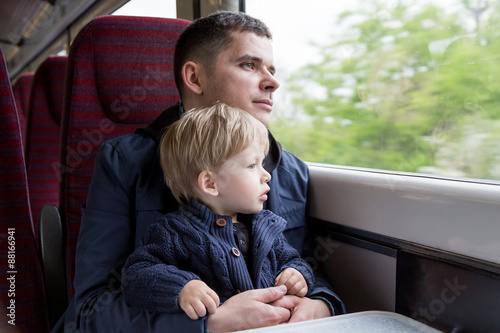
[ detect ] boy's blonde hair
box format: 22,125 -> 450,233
160,102 -> 270,203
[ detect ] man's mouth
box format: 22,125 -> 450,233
254,99 -> 273,111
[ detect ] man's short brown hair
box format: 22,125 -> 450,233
174,11 -> 272,98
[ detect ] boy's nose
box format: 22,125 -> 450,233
263,170 -> 271,183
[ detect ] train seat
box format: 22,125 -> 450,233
55,14 -> 190,305
25,56 -> 68,246
0,47 -> 49,332
12,72 -> 34,149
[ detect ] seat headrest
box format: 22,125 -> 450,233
34,55 -> 67,126
70,15 -> 190,124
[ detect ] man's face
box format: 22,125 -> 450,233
203,31 -> 280,128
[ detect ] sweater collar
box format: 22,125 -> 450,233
180,199 -> 234,230
180,199 -> 272,230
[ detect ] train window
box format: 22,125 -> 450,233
248,0 -> 500,182
112,0 -> 176,17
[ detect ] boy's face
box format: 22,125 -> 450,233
213,140 -> 271,217
202,31 -> 279,128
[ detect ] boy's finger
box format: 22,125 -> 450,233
185,305 -> 200,320
297,285 -> 308,297
203,293 -> 219,314
289,281 -> 308,296
284,272 -> 300,289
274,271 -> 283,285
275,268 -> 294,286
193,300 -> 207,318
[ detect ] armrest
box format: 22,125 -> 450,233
39,204 -> 67,328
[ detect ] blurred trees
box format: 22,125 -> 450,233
271,0 -> 500,179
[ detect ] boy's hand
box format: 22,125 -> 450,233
274,268 -> 308,297
178,280 -> 220,320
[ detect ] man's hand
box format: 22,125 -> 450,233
178,280 -> 220,320
207,285 -> 290,333
275,268 -> 308,297
271,295 -> 332,323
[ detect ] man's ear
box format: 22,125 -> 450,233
197,170 -> 218,196
182,61 -> 204,95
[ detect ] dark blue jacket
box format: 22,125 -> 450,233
53,103 -> 345,333
122,200 -> 315,312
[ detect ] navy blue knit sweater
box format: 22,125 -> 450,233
121,199 -> 315,313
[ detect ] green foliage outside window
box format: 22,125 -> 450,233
271,0 -> 500,180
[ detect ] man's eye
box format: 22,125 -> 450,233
242,62 -> 254,69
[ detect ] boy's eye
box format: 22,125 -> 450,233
248,164 -> 256,169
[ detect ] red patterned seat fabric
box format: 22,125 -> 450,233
0,47 -> 49,332
60,15 -> 189,299
25,56 -> 68,243
12,72 -> 34,149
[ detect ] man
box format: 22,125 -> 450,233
54,11 -> 344,333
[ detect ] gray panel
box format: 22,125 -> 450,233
318,236 -> 397,313
308,163 -> 500,265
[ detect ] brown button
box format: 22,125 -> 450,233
216,218 -> 227,227
231,247 -> 241,257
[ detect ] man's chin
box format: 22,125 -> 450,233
255,114 -> 271,128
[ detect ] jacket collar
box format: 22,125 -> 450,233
136,102 -> 282,173
264,131 -> 282,174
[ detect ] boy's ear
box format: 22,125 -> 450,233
197,170 -> 218,196
182,61 -> 204,95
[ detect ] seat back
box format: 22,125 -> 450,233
60,15 -> 189,299
25,56 -> 67,243
12,72 -> 34,148
0,47 -> 49,332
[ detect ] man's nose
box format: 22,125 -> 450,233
261,68 -> 279,92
